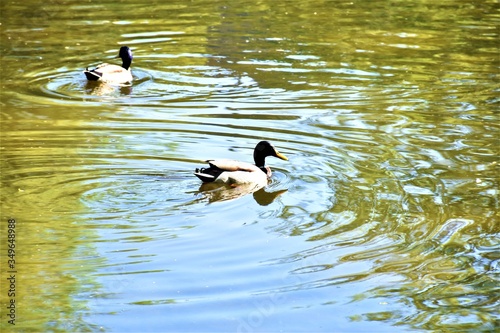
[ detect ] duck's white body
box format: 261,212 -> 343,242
194,141 -> 288,187
197,159 -> 269,187
84,63 -> 133,84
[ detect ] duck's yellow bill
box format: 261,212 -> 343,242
276,152 -> 288,161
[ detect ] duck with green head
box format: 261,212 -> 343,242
84,46 -> 133,84
194,141 -> 288,187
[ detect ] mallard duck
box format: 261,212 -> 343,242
194,141 -> 288,186
83,46 -> 133,84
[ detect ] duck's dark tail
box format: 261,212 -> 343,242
194,172 -> 215,183
194,167 -> 218,183
84,68 -> 102,81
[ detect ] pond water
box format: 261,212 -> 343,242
0,0 -> 499,332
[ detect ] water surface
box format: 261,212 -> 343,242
0,0 -> 499,332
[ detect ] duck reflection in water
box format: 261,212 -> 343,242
84,81 -> 132,96
197,182 -> 287,205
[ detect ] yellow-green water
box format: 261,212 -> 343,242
1,0 -> 499,332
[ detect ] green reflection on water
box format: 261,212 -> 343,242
0,179 -> 103,331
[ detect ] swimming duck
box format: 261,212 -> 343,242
84,46 -> 133,84
194,141 -> 288,186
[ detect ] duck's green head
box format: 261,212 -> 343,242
118,46 -> 133,61
116,46 -> 133,70
254,141 -> 288,167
